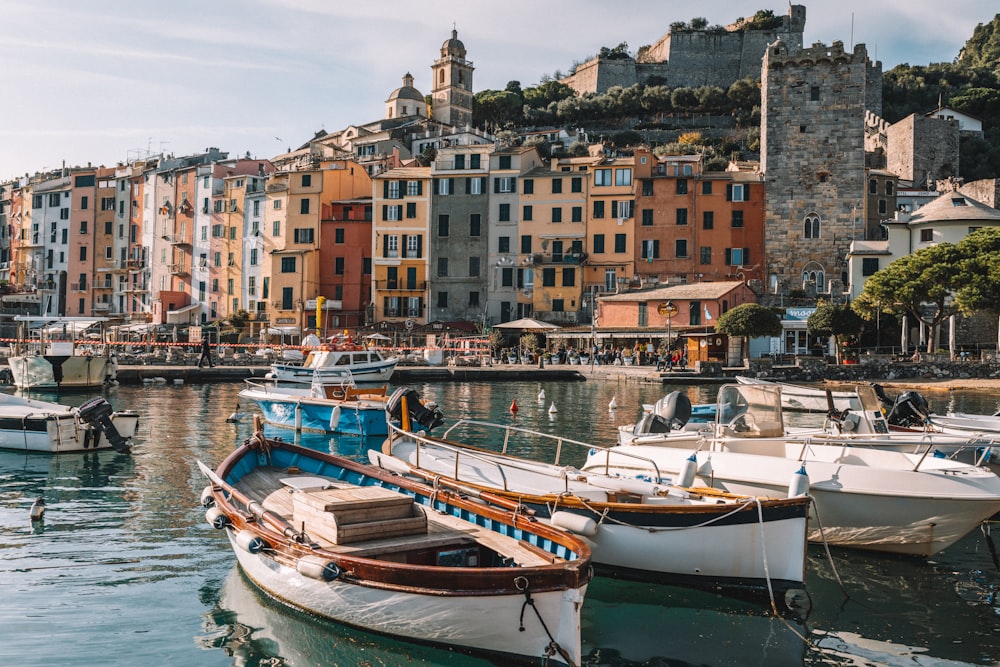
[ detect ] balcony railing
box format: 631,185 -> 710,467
374,280 -> 427,291
532,252 -> 588,265
167,264 -> 189,276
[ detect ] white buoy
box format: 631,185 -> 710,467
29,497 -> 45,521
608,396 -> 618,410
537,389 -> 545,401
677,453 -> 698,487
548,402 -> 558,414
789,464 -> 810,497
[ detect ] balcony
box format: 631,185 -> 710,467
532,252 -> 588,265
162,234 -> 191,246
93,302 -> 111,312
167,263 -> 189,276
70,282 -> 89,292
126,259 -> 145,272
374,280 -> 427,291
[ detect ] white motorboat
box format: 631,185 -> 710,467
369,413 -> 811,602
266,336 -> 398,385
597,383 -> 1000,556
0,393 -> 138,453
6,317 -> 118,390
199,417 -> 591,666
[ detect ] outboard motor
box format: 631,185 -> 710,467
387,387 -> 445,432
633,413 -> 673,435
653,391 -> 693,430
870,383 -> 895,410
77,397 -> 132,453
886,390 -> 932,427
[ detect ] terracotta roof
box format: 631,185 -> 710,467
598,281 -> 745,302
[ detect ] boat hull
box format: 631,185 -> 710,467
7,354 -> 113,390
268,358 -> 398,384
0,410 -> 138,453
240,388 -> 387,436
586,443 -> 1000,556
230,529 -> 585,664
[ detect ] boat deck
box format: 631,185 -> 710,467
236,466 -> 557,565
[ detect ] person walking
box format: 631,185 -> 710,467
197,336 -> 215,368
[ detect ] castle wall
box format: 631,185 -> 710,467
761,41 -> 874,300
886,114 -> 959,186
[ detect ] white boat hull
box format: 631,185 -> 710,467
0,393 -> 138,453
7,354 -> 113,389
230,529 -> 584,665
586,443 -> 1000,556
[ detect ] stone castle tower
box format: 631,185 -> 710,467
761,40 -> 882,301
431,29 -> 474,127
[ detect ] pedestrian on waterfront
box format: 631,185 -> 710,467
197,336 -> 215,368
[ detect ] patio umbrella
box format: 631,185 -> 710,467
364,333 -> 393,341
492,318 -> 561,331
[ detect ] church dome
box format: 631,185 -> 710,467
386,73 -> 424,102
440,29 -> 466,58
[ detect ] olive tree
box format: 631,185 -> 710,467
807,302 -> 865,363
714,303 -> 782,362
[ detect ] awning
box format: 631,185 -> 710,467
266,326 -> 301,336
166,303 -> 200,323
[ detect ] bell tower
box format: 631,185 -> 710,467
431,28 -> 474,127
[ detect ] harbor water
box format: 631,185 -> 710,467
2,379 -> 1000,666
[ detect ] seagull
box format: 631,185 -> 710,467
609,396 -> 618,410
29,497 -> 45,521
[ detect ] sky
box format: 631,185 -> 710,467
1,0 -> 996,180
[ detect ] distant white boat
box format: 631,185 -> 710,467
267,336 -> 397,385
6,317 -> 118,390
735,376 -> 859,412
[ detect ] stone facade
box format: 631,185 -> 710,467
885,114 -> 960,187
761,40 -> 881,302
958,179 -> 1000,208
562,5 -> 805,95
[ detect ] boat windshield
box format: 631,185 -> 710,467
716,384 -> 784,437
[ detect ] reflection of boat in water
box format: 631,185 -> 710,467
6,317 -> 118,390
210,566 -> 487,666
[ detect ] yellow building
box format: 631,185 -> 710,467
584,155 -> 636,299
372,167 -> 432,325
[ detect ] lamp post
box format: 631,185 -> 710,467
658,301 -> 677,365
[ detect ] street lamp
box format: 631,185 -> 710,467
658,300 -> 678,363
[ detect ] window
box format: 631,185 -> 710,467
522,205 -> 533,221
552,207 -> 562,223
437,178 -> 451,195
727,184 -> 749,202
521,235 -> 532,253
641,239 -> 659,260
253,200 -> 260,216
80,195 -> 89,210
551,178 -> 562,194
572,207 -> 582,223
470,154 -> 481,169
615,169 -> 632,186
551,240 -> 563,262
869,179 -> 878,194
335,257 -> 345,275
272,220 -> 280,236
468,257 -> 480,277
676,208 -> 688,225
335,228 -> 345,243
299,198 -> 310,214
437,291 -> 448,308
638,209 -> 653,226
79,246 -> 87,261
593,234 -> 605,254
614,234 -> 626,253
454,154 -> 465,169
731,210 -> 744,228
385,205 -> 402,221
542,268 -> 556,286
273,199 -> 282,210
700,246 -> 712,264
469,214 -> 481,237
616,200 -> 633,219
302,174 -> 312,187
406,181 -> 421,196
214,252 -> 221,267
406,235 -> 420,258
499,203 -> 510,222
386,235 -> 399,258
498,236 -> 510,253
676,179 -> 688,195
571,177 -> 582,193
498,155 -> 512,170
886,181 -> 894,195
593,200 -> 605,218
523,179 -> 534,195
878,199 -> 887,215
469,291 -> 480,307
406,202 -> 416,218
594,169 -> 612,186
703,211 -> 714,229
293,228 -> 314,243
804,214 -> 820,239
388,181 -> 401,199
862,258 -> 879,276
438,215 -> 449,237
501,268 -> 514,287
250,249 -> 258,265
702,181 -> 713,195
248,277 -> 256,296
79,220 -> 88,234
810,85 -> 820,101
469,177 -> 483,195
675,239 -> 688,258
920,228 -> 933,242
552,299 -> 564,312
641,180 -> 653,196
280,256 -> 297,272
725,248 -> 749,265
362,257 -> 371,275
496,177 -> 515,193
689,301 -> 701,326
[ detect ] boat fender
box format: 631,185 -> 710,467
789,465 -> 810,497
677,453 -> 698,488
205,506 -> 230,529
235,531 -> 269,554
200,485 -> 216,508
297,555 -> 341,581
550,511 -> 599,537
330,405 -> 341,431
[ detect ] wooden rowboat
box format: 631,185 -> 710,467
198,419 -> 592,666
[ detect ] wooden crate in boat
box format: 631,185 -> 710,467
291,485 -> 427,545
